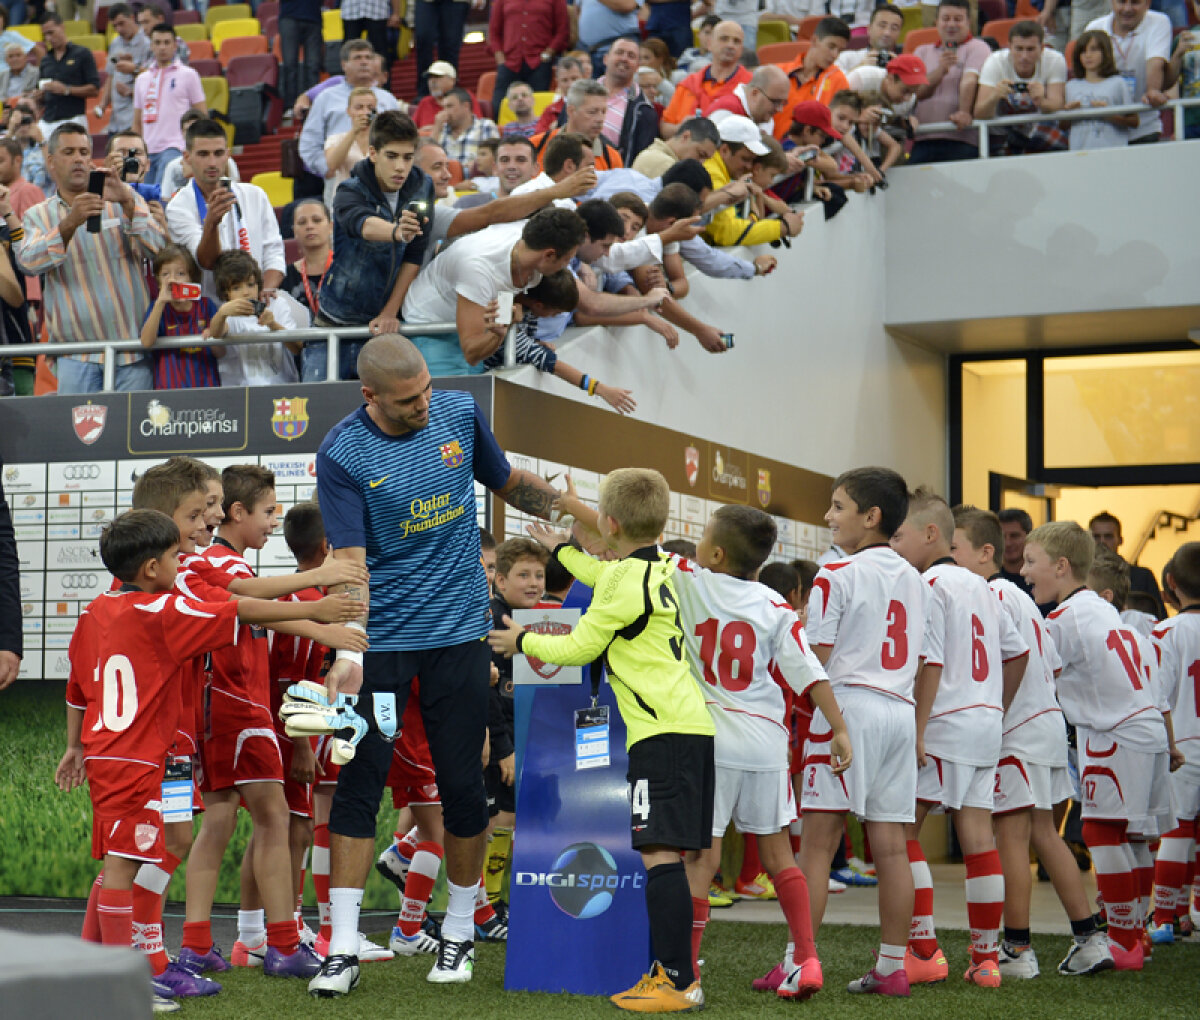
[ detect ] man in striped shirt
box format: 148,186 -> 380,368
308,334 -> 561,995
18,123 -> 166,394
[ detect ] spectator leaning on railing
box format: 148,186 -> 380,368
836,5 -> 905,74
974,20 -> 1067,155
1087,0 -> 1172,144
909,0 -> 990,163
18,123 -> 166,394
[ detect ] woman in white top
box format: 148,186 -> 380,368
1064,30 -> 1138,150
323,87 -> 376,209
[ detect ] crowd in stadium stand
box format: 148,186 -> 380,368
0,0 -> 1196,397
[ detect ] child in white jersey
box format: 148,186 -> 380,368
951,506 -> 1111,978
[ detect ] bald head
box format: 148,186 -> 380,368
711,21 -> 745,66
750,64 -> 787,92
745,64 -> 789,121
357,334 -> 427,394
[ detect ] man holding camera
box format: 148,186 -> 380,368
837,4 -> 906,74
133,23 -> 208,187
304,110 -> 434,381
166,119 -> 285,299
974,20 -> 1066,154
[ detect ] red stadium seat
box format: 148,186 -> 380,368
902,27 -> 940,53
226,53 -> 278,88
189,58 -> 222,77
796,15 -> 824,40
757,41 -> 807,66
175,10 -> 202,24
219,35 -> 269,68
982,18 -> 1019,46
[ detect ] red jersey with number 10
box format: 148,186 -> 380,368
67,589 -> 240,767
806,545 -> 925,704
1047,588 -> 1167,753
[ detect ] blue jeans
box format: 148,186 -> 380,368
56,357 -> 152,394
147,148 -> 180,188
279,16 -> 323,111
415,0 -> 469,96
300,339 -> 366,381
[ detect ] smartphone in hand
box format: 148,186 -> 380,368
86,169 -> 105,233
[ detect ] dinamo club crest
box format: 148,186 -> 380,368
757,469 -> 771,508
72,402 -> 107,445
271,397 -> 309,441
526,620 -> 573,679
684,446 -> 699,487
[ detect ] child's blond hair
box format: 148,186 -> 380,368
1027,521 -> 1093,580
1087,545 -> 1129,609
599,468 -> 669,543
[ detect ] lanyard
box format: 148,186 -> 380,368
193,179 -> 250,253
298,251 -> 332,315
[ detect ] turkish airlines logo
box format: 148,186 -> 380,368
72,403 -> 108,445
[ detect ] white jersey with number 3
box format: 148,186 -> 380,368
1153,613 -> 1200,760
806,545 -> 925,703
668,554 -> 826,771
922,562 -> 1028,767
990,577 -> 1067,767
1046,589 -> 1167,753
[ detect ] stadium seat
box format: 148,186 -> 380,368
219,34 -> 269,65
497,89 -> 555,126
11,24 -> 41,43
175,23 -> 209,42
1014,0 -> 1040,16
898,5 -> 924,41
755,20 -> 791,47
261,14 -> 278,42
90,131 -> 108,155
902,27 -> 940,52
77,33 -> 107,52
283,236 -> 301,265
202,75 -> 231,115
251,170 -> 293,207
227,53 -> 278,87
95,7 -> 110,34
189,58 -> 222,77
1064,38 -> 1077,74
212,19 -> 262,51
447,159 -> 463,185
322,9 -> 343,40
796,15 -> 825,40
92,50 -> 107,70
175,10 -> 202,25
982,17 -> 1019,45
476,70 -> 495,117
757,41 -> 807,65
188,40 -> 216,61
228,83 -> 266,143
62,20 -> 90,39
256,1 -> 280,23
978,0 -> 1007,26
86,96 -> 111,133
205,3 -> 253,31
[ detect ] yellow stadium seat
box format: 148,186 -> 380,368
202,75 -> 230,115
211,18 -> 262,52
497,90 -> 556,126
11,24 -> 42,43
205,3 -> 252,31
756,20 -> 791,47
322,9 -> 343,41
175,23 -> 209,42
898,5 -> 925,42
76,33 -> 107,52
251,171 -> 294,208
62,20 -> 91,39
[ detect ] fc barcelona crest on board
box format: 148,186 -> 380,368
271,398 -> 309,441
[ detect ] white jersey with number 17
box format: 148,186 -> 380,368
806,545 -> 925,704
668,554 -> 826,771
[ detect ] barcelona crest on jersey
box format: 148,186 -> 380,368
440,440 -> 464,468
271,398 -> 309,441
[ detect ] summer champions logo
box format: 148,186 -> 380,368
128,391 -> 247,454
141,399 -> 238,439
515,842 -> 643,919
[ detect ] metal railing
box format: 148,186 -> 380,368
911,95 -> 1199,159
0,321 -> 521,392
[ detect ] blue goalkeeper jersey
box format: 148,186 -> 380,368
316,390 -> 511,650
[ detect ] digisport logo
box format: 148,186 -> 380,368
63,465 -> 102,481
515,842 -> 641,919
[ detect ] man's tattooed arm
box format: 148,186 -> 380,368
496,469 -> 559,520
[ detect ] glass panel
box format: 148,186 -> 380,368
1044,351 -> 1200,468
961,360 -> 1026,507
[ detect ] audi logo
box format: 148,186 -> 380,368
62,465 -> 102,481
59,573 -> 99,589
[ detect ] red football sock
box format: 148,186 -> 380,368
907,840 -> 938,955
97,888 -> 133,949
774,866 -> 816,964
397,826 -> 420,862
1130,840 -> 1153,933
474,872 -> 497,924
963,849 -> 1004,964
1152,826 -> 1191,927
266,919 -> 299,955
182,920 -> 213,954
1083,819 -> 1139,951
82,871 -> 104,943
739,835 -> 763,884
398,842 -> 443,938
311,823 -> 331,942
690,896 -> 709,983
132,852 -> 180,974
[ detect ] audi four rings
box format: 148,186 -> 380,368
61,465 -> 103,481
57,574 -> 99,589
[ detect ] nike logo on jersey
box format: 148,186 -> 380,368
369,475 -> 389,488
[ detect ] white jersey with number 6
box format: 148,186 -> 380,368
990,577 -> 1067,767
667,554 -> 826,771
922,562 -> 1028,768
1046,589 -> 1167,754
806,544 -> 925,703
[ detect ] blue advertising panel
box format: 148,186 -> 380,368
505,584 -> 651,996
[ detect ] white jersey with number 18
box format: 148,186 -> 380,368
668,554 -> 827,771
806,545 -> 925,704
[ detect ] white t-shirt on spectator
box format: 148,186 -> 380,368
166,182 -> 287,301
1086,10 -> 1172,140
216,295 -> 299,387
510,172 -> 576,209
978,46 -> 1068,89
847,64 -> 917,117
1065,75 -> 1134,149
401,221 -> 541,325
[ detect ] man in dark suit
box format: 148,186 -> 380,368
0,455 -> 21,688
1089,510 -> 1167,619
